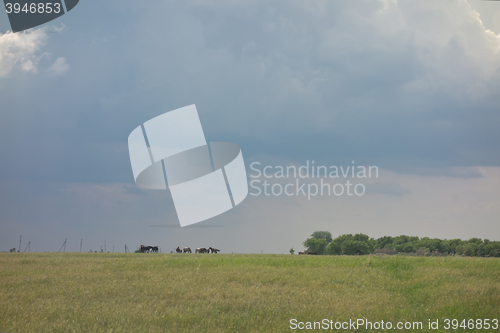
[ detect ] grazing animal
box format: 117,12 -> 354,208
308,251 -> 318,255
356,249 -> 364,255
140,245 -> 152,253
183,247 -> 191,253
210,248 -> 220,253
298,251 -> 308,255
195,248 -> 204,253
151,246 -> 159,253
9,248 -> 16,252
175,247 -> 182,253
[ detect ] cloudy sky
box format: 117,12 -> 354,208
1,0 -> 499,253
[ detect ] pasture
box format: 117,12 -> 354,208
1,253 -> 499,332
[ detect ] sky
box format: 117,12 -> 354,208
1,0 -> 500,253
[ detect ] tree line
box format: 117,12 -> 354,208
302,231 -> 500,257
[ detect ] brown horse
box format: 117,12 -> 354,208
175,247 -> 182,253
183,247 -> 191,253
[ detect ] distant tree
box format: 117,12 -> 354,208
303,238 -> 327,255
401,243 -> 416,253
476,243 -> 488,257
356,233 -> 376,253
306,232 -> 500,257
376,236 -> 394,250
468,238 -> 483,244
341,234 -> 375,255
391,236 -> 419,252
341,240 -> 364,255
429,238 -> 445,252
485,241 -> 500,257
352,233 -> 372,243
325,233 -> 375,255
311,231 -> 333,244
443,239 -> 463,254
326,241 -> 341,255
456,243 -> 476,256
289,247 -> 295,255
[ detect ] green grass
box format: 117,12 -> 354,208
1,253 -> 499,332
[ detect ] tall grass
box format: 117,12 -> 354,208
1,253 -> 499,332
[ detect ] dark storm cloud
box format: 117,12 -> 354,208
2,0 -> 499,186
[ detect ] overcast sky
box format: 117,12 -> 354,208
1,0 -> 500,253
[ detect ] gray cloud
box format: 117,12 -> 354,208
2,0 -> 500,183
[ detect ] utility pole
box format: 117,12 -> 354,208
125,244 -> 129,253
58,238 -> 67,252
80,238 -> 82,253
18,235 -> 22,253
24,241 -> 30,252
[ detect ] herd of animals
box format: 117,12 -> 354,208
175,246 -> 220,253
139,245 -> 159,253
138,245 -> 221,254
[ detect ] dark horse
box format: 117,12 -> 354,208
140,245 -> 152,253
175,247 -> 182,253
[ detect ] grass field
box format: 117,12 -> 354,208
1,253 -> 499,332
